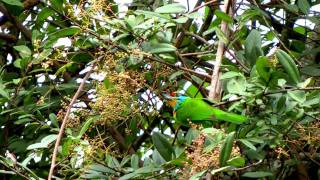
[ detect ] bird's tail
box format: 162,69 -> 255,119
213,109 -> 247,124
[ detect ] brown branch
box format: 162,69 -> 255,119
175,0 -> 202,48
180,50 -> 213,57
146,55 -> 212,81
208,0 -> 234,100
0,4 -> 32,41
184,31 -> 211,45
0,33 -> 16,42
225,49 -> 250,73
233,160 -> 263,171
189,0 -> 220,13
108,126 -> 136,155
0,0 -> 40,25
48,60 -> 98,180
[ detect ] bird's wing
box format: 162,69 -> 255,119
177,98 -> 247,124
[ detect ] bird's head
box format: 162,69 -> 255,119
163,92 -> 189,110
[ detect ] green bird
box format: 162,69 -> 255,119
166,95 -> 247,126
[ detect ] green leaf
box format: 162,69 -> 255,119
142,42 -> 176,54
219,132 -> 235,167
14,45 -> 32,58
169,71 -> 184,81
37,7 -> 55,23
51,0 -> 64,13
242,171 -> 273,178
245,30 -> 263,67
134,10 -> 171,20
226,79 -> 246,94
1,0 -> 23,7
33,49 -> 53,63
276,49 -> 300,85
69,52 -> 93,63
301,66 -> 320,76
297,0 -> 310,14
155,3 -> 186,14
131,154 -> 139,170
189,170 -> 206,180
239,139 -> 256,151
49,113 -> 59,128
215,10 -> 233,23
215,27 -> 228,43
152,132 -> 174,161
185,128 -> 200,145
227,156 -> 245,167
288,90 -> 306,103
77,116 -> 99,138
44,27 -> 81,47
220,71 -> 242,79
89,164 -> 115,174
0,81 -> 9,99
27,134 -> 57,150
256,56 -> 271,81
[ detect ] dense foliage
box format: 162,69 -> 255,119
0,0 -> 319,179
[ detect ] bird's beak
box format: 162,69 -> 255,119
162,93 -> 174,99
162,93 -> 177,108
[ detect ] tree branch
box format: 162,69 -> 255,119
175,0 -> 202,48
48,59 -> 98,180
208,0 -> 234,100
0,4 -> 32,41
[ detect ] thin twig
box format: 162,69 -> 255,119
189,0 -> 220,13
225,49 -> 250,73
180,50 -> 213,57
184,31 -> 211,45
233,160 -> 263,171
48,59 -> 99,180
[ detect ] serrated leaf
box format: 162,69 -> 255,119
155,3 -> 186,14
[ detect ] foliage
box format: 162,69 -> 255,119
0,0 -> 320,179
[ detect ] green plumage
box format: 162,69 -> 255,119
173,96 -> 247,126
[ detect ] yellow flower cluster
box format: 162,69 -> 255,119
92,53 -> 144,125
180,132 -> 240,178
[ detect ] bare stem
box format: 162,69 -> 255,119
208,0 -> 233,100
48,59 -> 98,180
